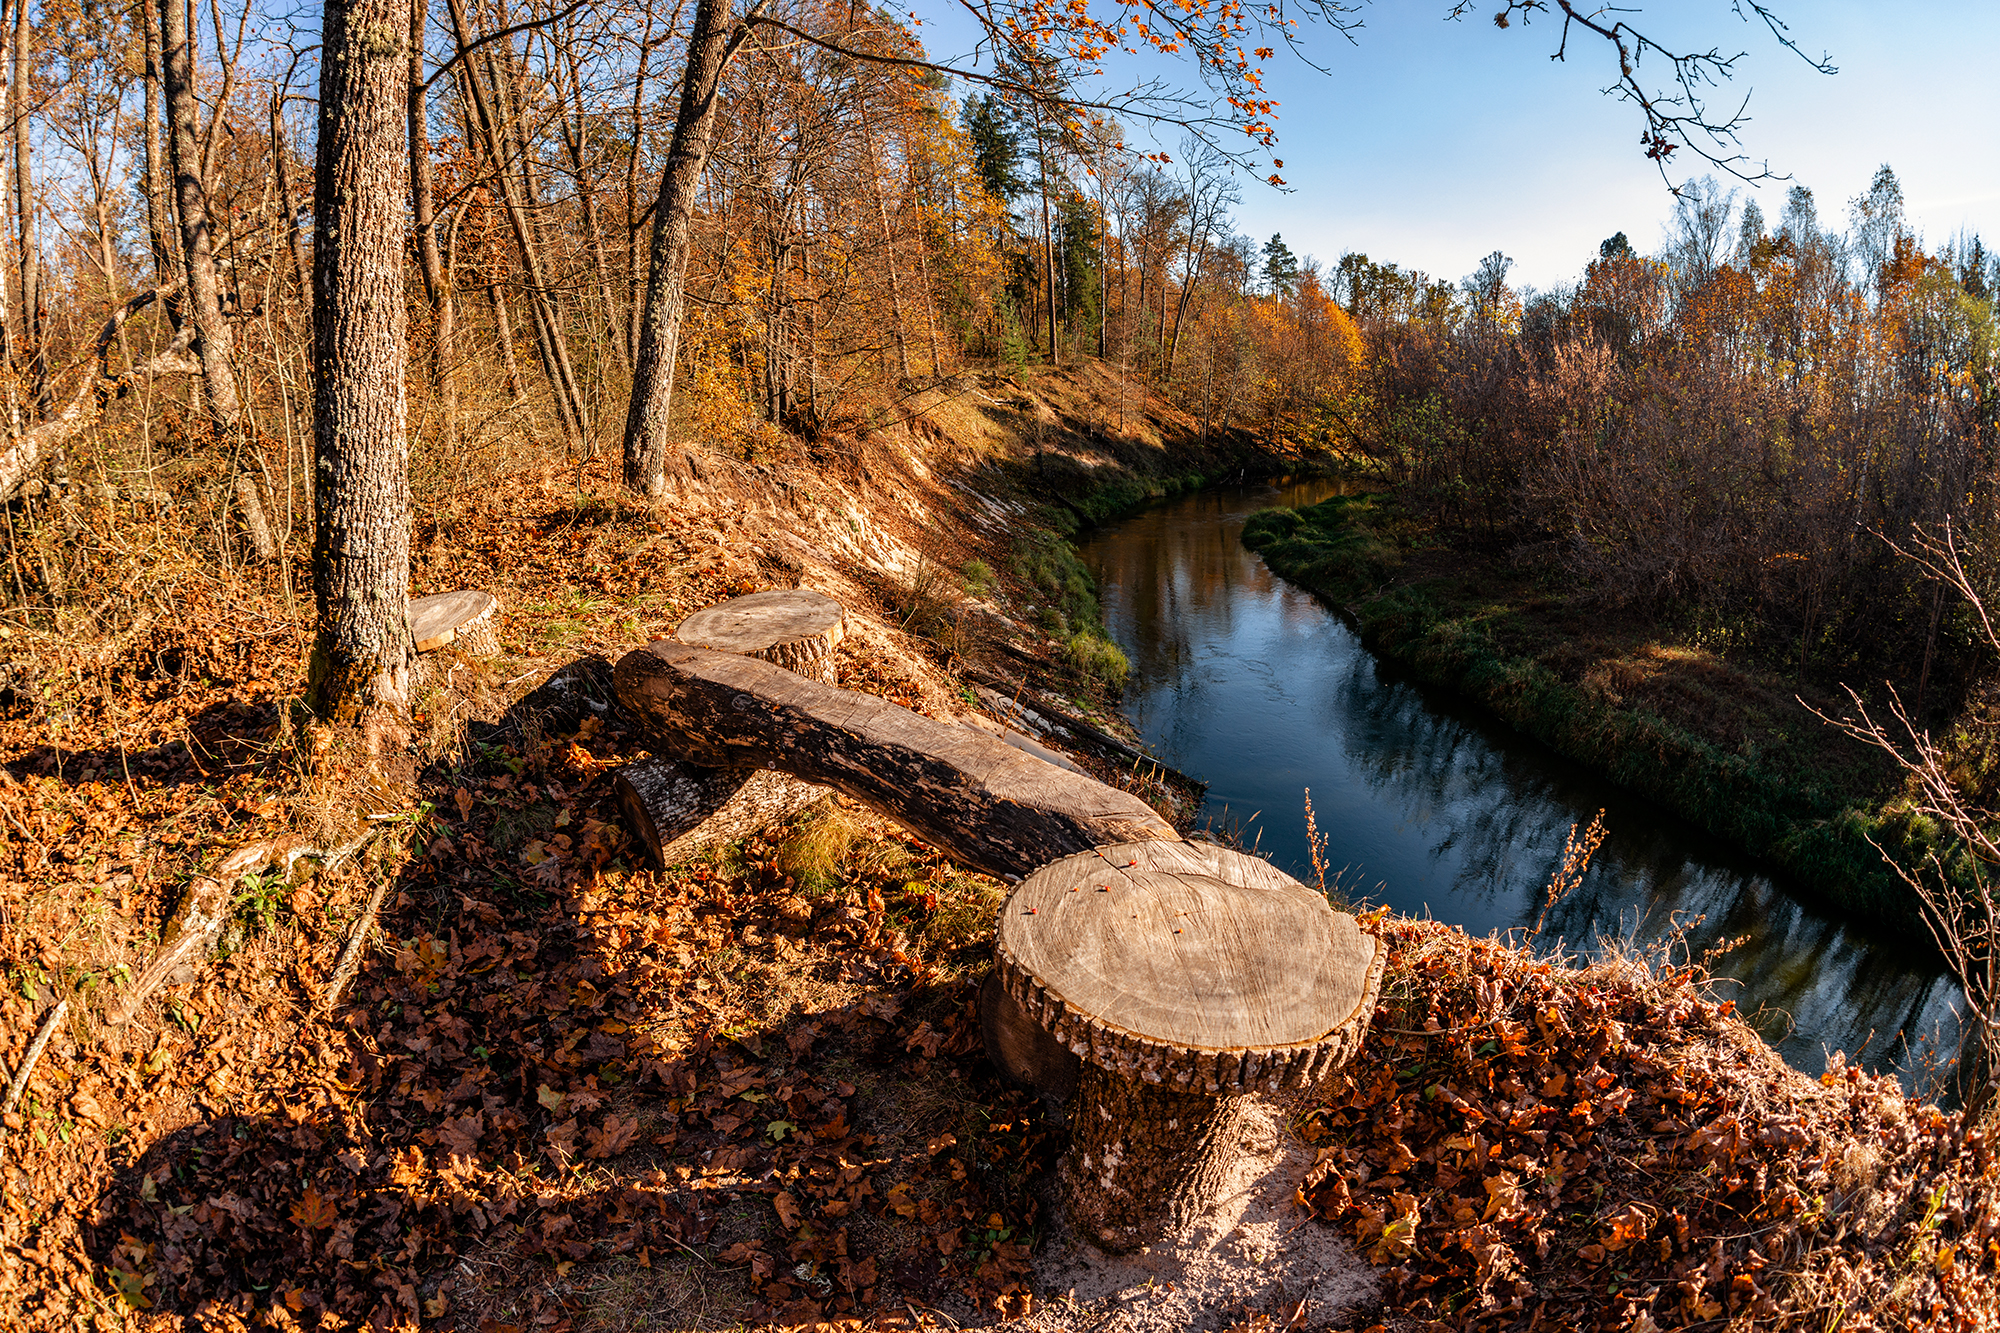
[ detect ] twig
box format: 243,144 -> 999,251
321,880 -> 390,1012
4,1000 -> 69,1117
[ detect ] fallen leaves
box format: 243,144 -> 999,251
1295,918 -> 1998,1328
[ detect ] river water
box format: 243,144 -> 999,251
1084,478 -> 1963,1083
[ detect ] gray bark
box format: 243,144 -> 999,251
307,0 -> 415,743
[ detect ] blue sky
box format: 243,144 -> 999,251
927,1 -> 2000,292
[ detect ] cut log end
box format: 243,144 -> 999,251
674,588 -> 844,682
993,839 -> 1385,1253
614,756 -> 827,869
411,590 -> 500,655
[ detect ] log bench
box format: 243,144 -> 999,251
614,592 -> 1384,1254
614,589 -> 843,868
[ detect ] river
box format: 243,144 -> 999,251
1084,478 -> 1963,1084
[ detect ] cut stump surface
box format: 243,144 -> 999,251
994,840 -> 1385,1252
410,590 -> 499,655
674,588 -> 844,680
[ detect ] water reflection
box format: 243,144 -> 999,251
1086,481 -> 1963,1084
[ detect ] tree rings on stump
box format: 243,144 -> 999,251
994,839 -> 1386,1251
410,590 -> 500,655
675,588 -> 844,682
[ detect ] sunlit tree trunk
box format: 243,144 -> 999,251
623,0 -> 760,495
307,0 -> 414,747
160,0 -> 278,561
409,0 -> 456,427
12,0 -> 46,422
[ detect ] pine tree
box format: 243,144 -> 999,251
1261,233 -> 1299,297
962,94 -> 1025,203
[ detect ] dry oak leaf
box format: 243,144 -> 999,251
1601,1204 -> 1650,1251
1370,1192 -> 1422,1264
774,1191 -> 803,1230
70,1092 -> 106,1126
438,1110 -> 484,1158
1481,1170 -> 1526,1222
584,1113 -> 640,1159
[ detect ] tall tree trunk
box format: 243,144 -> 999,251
1034,107 -> 1056,366
409,0 -> 455,419
0,0 -> 17,438
623,7 -> 652,364
270,91 -> 313,313
12,0 -> 46,421
160,0 -> 277,560
142,7 -> 179,302
307,0 -> 414,747
622,0 -> 758,495
488,276 -> 522,394
556,44 -> 626,373
444,0 -> 586,445
860,118 -> 909,381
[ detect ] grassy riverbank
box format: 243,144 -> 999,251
1243,492 -> 1937,934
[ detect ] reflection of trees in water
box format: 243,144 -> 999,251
1322,645 -> 1961,1080
1088,484 -> 1963,1085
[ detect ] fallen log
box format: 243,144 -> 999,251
614,760 -> 826,869
993,839 -> 1386,1251
613,640 -> 1180,881
613,590 -> 841,869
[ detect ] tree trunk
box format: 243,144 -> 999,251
12,0 -> 46,422
488,276 -> 521,394
307,0 -> 415,752
160,0 -> 277,562
622,0 -> 751,495
443,0 -> 587,446
142,11 -> 179,300
1035,108 -> 1056,367
861,118 -> 910,381
409,0 -> 456,416
1062,1064 -> 1250,1252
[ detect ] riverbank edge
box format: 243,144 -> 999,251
1240,492 -> 1932,938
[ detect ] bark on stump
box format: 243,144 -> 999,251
410,590 -> 500,655
612,641 -> 1179,881
615,590 -> 843,868
674,587 -> 844,678
994,839 -> 1386,1252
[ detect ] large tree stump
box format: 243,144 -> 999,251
613,641 -> 1179,880
674,587 -> 844,678
410,590 -> 500,655
615,590 -> 842,868
994,840 -> 1385,1252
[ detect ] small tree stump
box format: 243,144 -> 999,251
410,590 -> 500,655
614,590 -> 842,868
994,840 -> 1385,1252
613,758 -> 826,868
674,588 -> 844,681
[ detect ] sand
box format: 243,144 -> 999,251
976,1098 -> 1381,1332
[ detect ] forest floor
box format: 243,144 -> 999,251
1,364 -> 1996,1331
